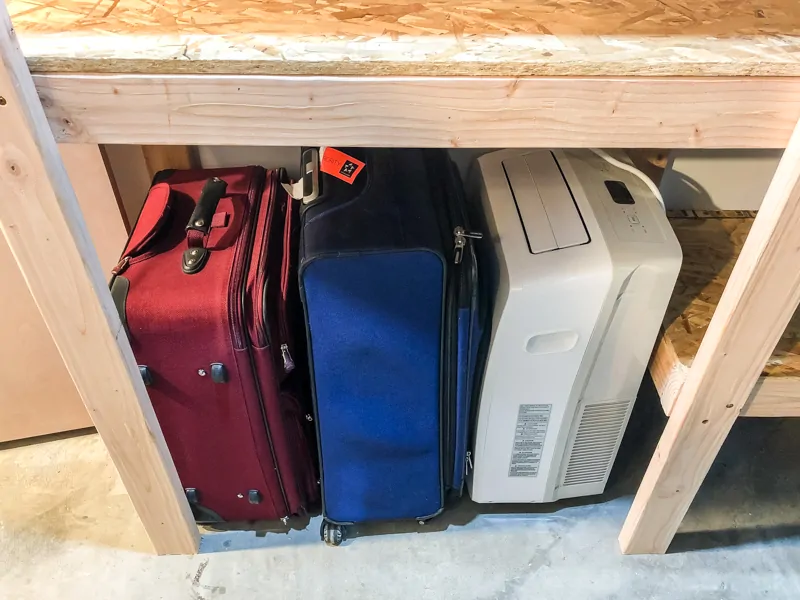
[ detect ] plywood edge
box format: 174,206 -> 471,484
20,55 -> 800,79
12,17 -> 800,78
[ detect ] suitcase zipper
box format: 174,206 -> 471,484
253,173 -> 278,348
230,185 -> 259,350
280,344 -> 295,372
233,169 -> 291,516
111,250 -> 159,276
427,150 -> 482,492
278,187 -> 295,373
453,227 -> 483,265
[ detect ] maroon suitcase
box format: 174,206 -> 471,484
110,166 -> 319,522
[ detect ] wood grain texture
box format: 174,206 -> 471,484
141,146 -> 196,179
742,379 -> 800,417
59,145 -> 129,271
649,211 -> 800,417
0,144 -> 130,443
33,74 -> 800,148
0,4 -> 198,554
620,119 -> 800,555
9,0 -> 800,77
102,145 -> 152,226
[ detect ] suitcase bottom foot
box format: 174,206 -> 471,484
320,520 -> 346,547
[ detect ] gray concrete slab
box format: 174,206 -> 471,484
1,380 -> 799,599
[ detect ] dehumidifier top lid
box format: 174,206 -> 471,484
501,151 -> 589,254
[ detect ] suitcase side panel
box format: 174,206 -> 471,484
244,170 -> 320,515
303,251 -> 444,523
249,345 -> 319,514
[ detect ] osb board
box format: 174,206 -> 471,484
9,0 -> 800,76
652,210 -> 800,416
663,210 -> 800,379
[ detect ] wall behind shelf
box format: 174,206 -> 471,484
659,150 -> 781,211
105,146 -> 781,228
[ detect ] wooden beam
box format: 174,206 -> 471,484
0,5 -> 198,554
741,379 -> 800,417
620,117 -> 800,554
650,345 -> 800,417
35,74 -> 800,148
141,145 -> 197,179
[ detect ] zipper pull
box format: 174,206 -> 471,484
111,255 -> 130,276
453,226 -> 483,265
465,451 -> 474,475
280,343 -> 295,373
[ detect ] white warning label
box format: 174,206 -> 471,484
508,404 -> 552,477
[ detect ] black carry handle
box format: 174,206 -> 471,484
185,177 -> 228,235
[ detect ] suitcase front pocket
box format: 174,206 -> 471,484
112,182 -> 173,275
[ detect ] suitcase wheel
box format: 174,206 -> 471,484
320,520 -> 346,547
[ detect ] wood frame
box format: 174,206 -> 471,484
651,337 -> 800,418
619,118 -> 800,554
4,5 -> 800,558
34,74 -> 800,148
0,5 -> 198,555
0,144 -> 129,442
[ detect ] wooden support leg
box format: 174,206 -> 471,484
0,8 -> 198,554
619,118 -> 800,554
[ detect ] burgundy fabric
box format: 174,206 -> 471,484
118,166 -> 318,522
121,182 -> 171,257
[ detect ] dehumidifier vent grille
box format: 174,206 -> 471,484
562,401 -> 630,487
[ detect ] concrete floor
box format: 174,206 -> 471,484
2,379 -> 800,600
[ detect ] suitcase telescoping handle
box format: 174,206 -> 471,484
182,177 -> 228,274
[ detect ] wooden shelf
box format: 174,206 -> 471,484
9,0 -> 800,77
650,210 -> 800,418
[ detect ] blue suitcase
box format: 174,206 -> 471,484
297,148 -> 483,545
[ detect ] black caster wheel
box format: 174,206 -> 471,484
320,520 -> 345,546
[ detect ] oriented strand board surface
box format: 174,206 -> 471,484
9,0 -> 800,76
652,210 -> 800,417
663,211 -> 800,379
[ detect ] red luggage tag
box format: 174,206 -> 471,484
320,147 -> 365,184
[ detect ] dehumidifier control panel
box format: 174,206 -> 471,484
596,177 -> 665,244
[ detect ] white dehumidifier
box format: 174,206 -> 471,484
468,149 -> 681,503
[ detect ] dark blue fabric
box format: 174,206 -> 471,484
304,251 -> 444,523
